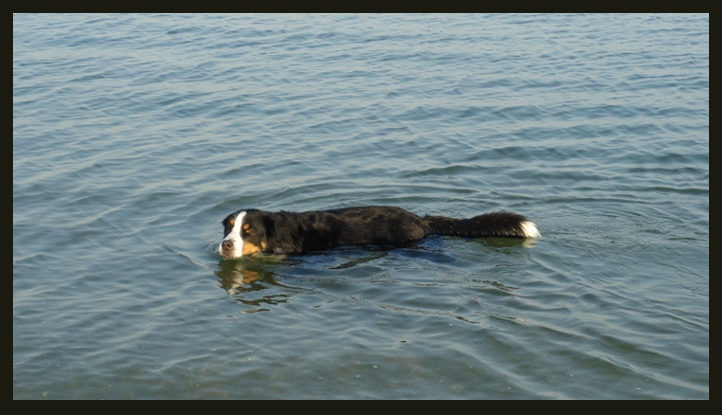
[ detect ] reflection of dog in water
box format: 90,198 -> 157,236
215,262 -> 271,292
215,262 -> 291,312
219,206 -> 540,259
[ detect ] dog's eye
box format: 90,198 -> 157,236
243,228 -> 254,236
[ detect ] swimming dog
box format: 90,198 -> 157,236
219,206 -> 540,259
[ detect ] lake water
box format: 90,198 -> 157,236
13,14 -> 708,399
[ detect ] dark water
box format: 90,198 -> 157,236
13,14 -> 708,399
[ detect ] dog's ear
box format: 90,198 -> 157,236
265,213 -> 301,254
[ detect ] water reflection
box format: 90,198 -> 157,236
215,257 -> 290,312
214,237 -> 535,313
480,236 -> 539,249
216,260 -> 271,291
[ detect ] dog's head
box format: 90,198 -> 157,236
219,209 -> 269,259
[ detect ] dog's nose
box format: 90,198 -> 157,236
222,240 -> 234,250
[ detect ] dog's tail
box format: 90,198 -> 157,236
424,211 -> 541,239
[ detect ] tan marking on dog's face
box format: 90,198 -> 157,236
221,210 -> 267,258
241,241 -> 262,256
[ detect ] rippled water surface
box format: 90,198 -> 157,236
14,14 -> 708,399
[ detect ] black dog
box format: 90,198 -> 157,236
219,206 -> 540,259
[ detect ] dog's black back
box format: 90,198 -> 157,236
220,206 -> 540,258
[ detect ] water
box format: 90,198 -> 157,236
13,14 -> 708,399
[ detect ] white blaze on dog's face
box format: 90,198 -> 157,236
219,210 -> 246,259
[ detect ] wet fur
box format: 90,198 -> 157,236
219,206 -> 539,259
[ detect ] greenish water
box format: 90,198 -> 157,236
14,14 -> 708,399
